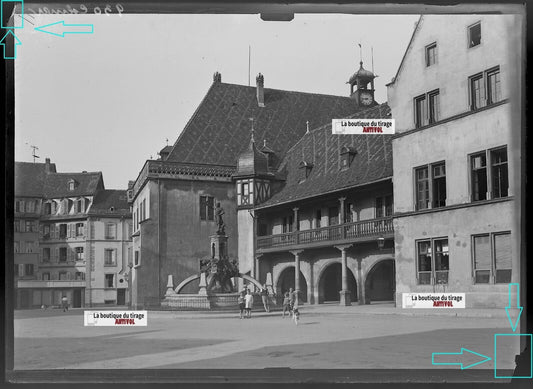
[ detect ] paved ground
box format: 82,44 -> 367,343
13,303 -> 522,381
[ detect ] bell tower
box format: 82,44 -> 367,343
347,45 -> 377,107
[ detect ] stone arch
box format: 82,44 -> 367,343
175,273 -> 263,294
275,266 -> 308,303
175,274 -> 200,294
363,258 -> 395,303
316,261 -> 357,303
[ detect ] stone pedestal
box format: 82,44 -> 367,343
339,290 -> 352,306
198,272 -> 207,295
210,233 -> 228,259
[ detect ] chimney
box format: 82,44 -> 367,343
256,73 -> 265,107
213,71 -> 221,83
44,158 -> 51,173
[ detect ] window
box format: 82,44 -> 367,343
134,251 -> 139,266
76,199 -> 83,213
105,223 -> 116,239
68,180 -> 76,191
59,272 -> 68,280
316,209 -> 322,228
469,67 -> 501,111
340,147 -> 357,169
24,264 -> 34,276
44,203 -> 52,215
415,162 -> 446,210
258,223 -> 268,236
328,207 -> 339,226
417,238 -> 449,284
414,95 -> 427,128
75,247 -> 84,261
471,147 -> 508,201
282,215 -> 294,233
473,232 -> 511,283
486,68 -> 501,105
42,225 -> 50,239
25,241 -> 35,253
425,42 -> 437,66
14,241 -> 20,253
199,195 -> 215,220
26,201 -> 35,213
299,161 -> 313,180
414,90 -> 440,128
59,247 -> 67,262
42,272 -> 50,281
59,224 -> 68,239
14,220 -> 20,232
75,223 -> 84,237
75,272 -> 85,281
141,198 -> 146,221
468,22 -> 481,48
15,200 -> 21,213
375,197 -> 384,218
242,183 -> 250,204
25,220 -> 35,232
42,248 -> 50,262
104,249 -> 116,266
428,90 -> 440,124
105,274 -> 115,288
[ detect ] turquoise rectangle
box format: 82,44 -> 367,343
494,333 -> 532,379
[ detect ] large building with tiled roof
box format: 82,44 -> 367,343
14,159 -> 132,308
129,52 -> 394,308
235,102 -> 395,305
129,69 -> 379,308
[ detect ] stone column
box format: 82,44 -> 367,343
339,197 -> 346,238
356,258 -> 365,305
335,244 -> 351,306
293,207 -> 299,244
290,250 -> 303,304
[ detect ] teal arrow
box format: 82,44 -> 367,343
432,348 -> 491,369
0,30 -> 22,59
35,21 -> 94,37
505,283 -> 523,332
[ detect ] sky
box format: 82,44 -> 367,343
14,12 -> 420,189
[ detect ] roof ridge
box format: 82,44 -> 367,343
217,81 -> 355,100
50,171 -> 101,175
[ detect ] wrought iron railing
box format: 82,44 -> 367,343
257,217 -> 393,250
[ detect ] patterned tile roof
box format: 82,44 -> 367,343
43,172 -> 104,198
88,189 -> 131,216
257,103 -> 393,208
166,81 -> 362,168
15,162 -> 55,197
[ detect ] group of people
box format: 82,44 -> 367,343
237,285 -> 300,324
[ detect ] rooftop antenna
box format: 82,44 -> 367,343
30,145 -> 39,163
249,117 -> 255,142
371,46 -> 374,74
248,45 -> 251,86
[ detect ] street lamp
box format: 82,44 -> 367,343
377,236 -> 385,250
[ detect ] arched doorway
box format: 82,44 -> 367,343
365,259 -> 395,303
318,263 -> 357,303
277,267 -> 307,303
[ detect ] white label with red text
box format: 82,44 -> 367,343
332,119 -> 395,134
402,293 -> 465,308
84,311 -> 148,326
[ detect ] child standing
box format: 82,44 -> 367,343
238,292 -> 245,319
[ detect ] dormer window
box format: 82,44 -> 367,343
298,161 -> 313,182
340,146 -> 357,169
68,179 -> 77,191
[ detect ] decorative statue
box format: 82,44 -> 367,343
215,202 -> 225,234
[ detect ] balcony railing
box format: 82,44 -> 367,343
257,217 -> 393,250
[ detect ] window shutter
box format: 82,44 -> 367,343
480,77 -> 487,107
19,264 -> 25,276
39,248 -> 43,262
20,201 -> 25,213
39,224 -> 43,238
54,247 -> 59,262
83,223 -> 87,237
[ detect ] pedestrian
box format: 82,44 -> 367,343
282,289 -> 291,318
61,295 -> 69,312
288,287 -> 296,315
260,284 -> 270,313
237,291 -> 245,319
244,289 -> 254,318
